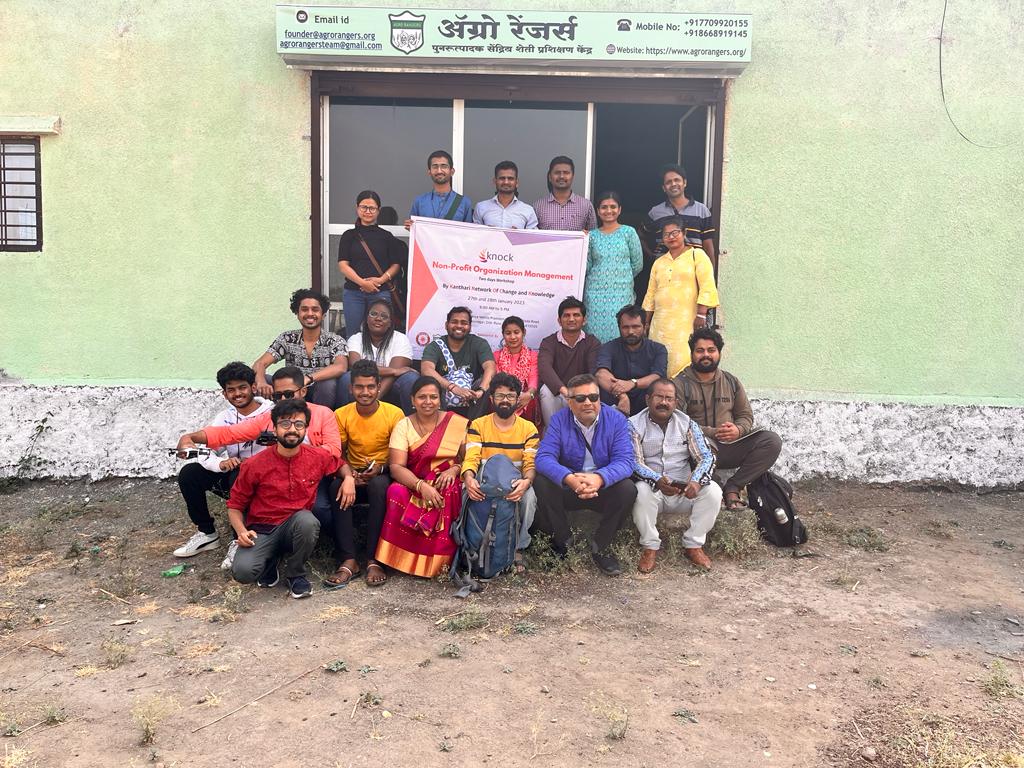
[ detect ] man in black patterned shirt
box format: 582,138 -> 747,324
252,289 -> 349,409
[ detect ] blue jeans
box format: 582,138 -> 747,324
338,369 -> 417,414
342,287 -> 392,337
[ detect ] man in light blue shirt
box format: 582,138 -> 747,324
405,150 -> 473,228
473,160 -> 538,229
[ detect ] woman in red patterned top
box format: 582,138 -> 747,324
494,316 -> 539,425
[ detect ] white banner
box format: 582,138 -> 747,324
406,217 -> 588,357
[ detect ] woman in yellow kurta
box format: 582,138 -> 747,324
642,218 -> 720,377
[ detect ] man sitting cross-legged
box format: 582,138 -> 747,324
227,398 -> 350,599
461,373 -> 540,576
173,361 -> 272,559
325,359 -> 405,589
534,373 -> 637,576
629,378 -> 721,573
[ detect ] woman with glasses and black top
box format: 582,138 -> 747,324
337,190 -> 409,335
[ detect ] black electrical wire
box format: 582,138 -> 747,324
938,0 -> 1015,148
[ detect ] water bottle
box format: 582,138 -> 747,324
774,507 -> 789,524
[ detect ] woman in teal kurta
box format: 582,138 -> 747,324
584,191 -> 643,342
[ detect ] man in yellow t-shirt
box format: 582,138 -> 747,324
328,360 -> 404,589
462,373 -> 540,574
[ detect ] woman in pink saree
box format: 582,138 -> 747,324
376,377 -> 468,578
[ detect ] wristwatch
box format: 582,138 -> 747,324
631,378 -> 638,387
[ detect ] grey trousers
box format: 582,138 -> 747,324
713,430 -> 783,493
231,510 -> 320,583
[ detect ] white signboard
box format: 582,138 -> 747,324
406,217 -> 588,357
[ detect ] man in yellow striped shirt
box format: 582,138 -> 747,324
462,373 -> 540,574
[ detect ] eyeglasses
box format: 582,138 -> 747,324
650,394 -> 677,403
271,390 -> 300,401
569,393 -> 601,403
275,419 -> 307,429
367,311 -> 390,320
492,393 -> 518,402
429,163 -> 451,170
662,229 -> 684,239
357,205 -> 379,213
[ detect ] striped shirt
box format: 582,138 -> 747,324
533,192 -> 597,231
629,408 -> 715,486
463,415 -> 539,476
645,198 -> 715,251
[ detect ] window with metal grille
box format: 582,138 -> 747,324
1,137 -> 42,251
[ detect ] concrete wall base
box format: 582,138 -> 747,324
1,385 -> 1021,488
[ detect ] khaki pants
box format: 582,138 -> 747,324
632,481 -> 723,550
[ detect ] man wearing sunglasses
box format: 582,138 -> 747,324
227,398 -> 353,599
176,366 -> 343,571
534,374 -> 637,576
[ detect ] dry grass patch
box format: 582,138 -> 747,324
183,642 -> 222,659
706,510 -> 763,559
1,746 -> 36,768
133,600 -> 160,617
74,665 -> 101,678
0,553 -> 56,590
313,605 -> 355,622
131,695 -> 180,746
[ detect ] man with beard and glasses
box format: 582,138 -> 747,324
630,379 -> 720,573
173,362 -> 273,559
462,373 -> 540,575
534,374 -> 636,576
405,150 -> 473,227
473,161 -> 538,230
227,398 -> 351,599
176,366 -> 343,570
252,289 -> 349,409
595,305 -> 668,417
673,328 -> 783,513
538,296 -> 601,426
325,360 -> 405,589
533,156 -> 597,232
420,306 -> 496,420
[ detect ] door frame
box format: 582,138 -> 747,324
310,70 -> 727,292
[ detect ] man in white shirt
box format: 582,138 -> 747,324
629,378 -> 721,573
472,161 -> 539,229
173,362 -> 273,558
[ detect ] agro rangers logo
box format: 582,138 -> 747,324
389,11 -> 425,55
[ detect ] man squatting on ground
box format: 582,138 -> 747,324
173,362 -> 273,558
630,378 -> 721,573
226,398 -> 349,599
175,366 -> 343,562
673,328 -> 783,513
534,373 -> 637,577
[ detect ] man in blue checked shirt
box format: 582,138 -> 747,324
405,150 -> 473,228
629,378 -> 721,574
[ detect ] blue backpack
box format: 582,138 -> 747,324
451,454 -> 522,597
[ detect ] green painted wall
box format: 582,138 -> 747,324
0,1 -> 311,387
1,1 -> 1021,403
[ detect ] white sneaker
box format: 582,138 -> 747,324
173,531 -> 220,558
220,540 -> 239,571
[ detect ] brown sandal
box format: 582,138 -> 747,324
365,562 -> 388,587
323,561 -> 360,590
724,491 -> 747,512
638,548 -> 657,574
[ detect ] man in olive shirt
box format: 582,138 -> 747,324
420,306 -> 496,420
673,328 -> 783,512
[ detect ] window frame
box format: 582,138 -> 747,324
0,136 -> 43,252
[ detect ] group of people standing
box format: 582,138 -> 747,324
168,150 -> 784,598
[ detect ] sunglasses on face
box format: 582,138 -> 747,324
569,393 -> 601,403
275,419 -> 307,429
271,390 -> 300,401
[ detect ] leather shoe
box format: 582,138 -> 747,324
684,547 -> 712,570
638,548 -> 657,574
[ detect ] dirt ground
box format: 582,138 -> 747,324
0,478 -> 1022,768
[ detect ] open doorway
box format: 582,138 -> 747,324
592,103 -> 710,299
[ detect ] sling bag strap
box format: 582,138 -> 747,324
443,193 -> 464,220
355,232 -> 406,325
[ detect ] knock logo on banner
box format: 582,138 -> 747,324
406,218 -> 588,357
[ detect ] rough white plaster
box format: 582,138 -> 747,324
1,385 -> 1021,488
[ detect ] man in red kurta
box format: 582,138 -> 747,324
226,398 -> 352,599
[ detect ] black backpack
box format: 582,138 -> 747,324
745,471 -> 808,547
